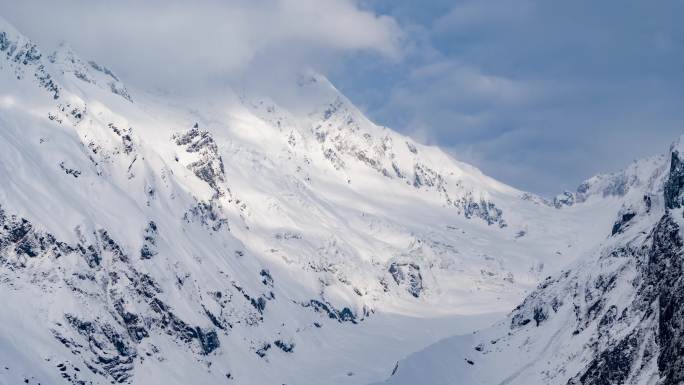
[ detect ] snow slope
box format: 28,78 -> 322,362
0,17 -> 657,385
375,137 -> 682,384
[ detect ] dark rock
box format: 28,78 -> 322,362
664,150 -> 684,209
611,211 -> 636,235
388,262 -> 423,298
260,269 -> 274,286
569,331 -> 640,385
172,127 -> 228,198
648,214 -> 684,384
533,306 -> 548,326
184,201 -> 229,232
59,162 -> 81,178
303,299 -> 357,324
553,191 -> 576,208
256,343 -> 271,358
198,329 -> 220,355
140,221 -> 158,259
274,340 -> 295,353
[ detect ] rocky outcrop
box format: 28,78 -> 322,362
553,191 -> 575,208
0,205 -> 226,383
379,146 -> 684,385
183,200 -> 229,232
302,299 -> 358,324
59,314 -> 137,383
173,125 -> 228,198
388,262 -> 424,298
140,221 -> 158,259
461,195 -> 506,227
509,147 -> 684,384
555,154 -> 665,208
49,44 -> 132,102
610,209 -> 636,235
308,92 -> 508,227
0,30 -> 60,99
648,216 -> 684,384
664,150 -> 684,209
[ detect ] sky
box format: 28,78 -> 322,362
1,0 -> 683,196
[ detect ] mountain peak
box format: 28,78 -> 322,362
48,41 -> 133,102
2,17 -> 680,385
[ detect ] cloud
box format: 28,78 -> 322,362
2,0 -> 683,196
407,61 -> 533,106
372,59 -> 535,147
339,0 -> 684,195
0,0 -> 402,90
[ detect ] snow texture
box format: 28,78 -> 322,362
0,17 -> 677,385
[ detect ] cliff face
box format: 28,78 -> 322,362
380,141 -> 684,385
1,16 -> 677,385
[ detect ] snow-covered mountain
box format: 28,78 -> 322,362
375,140 -> 682,383
0,17 -> 677,385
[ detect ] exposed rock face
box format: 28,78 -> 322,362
461,195 -> 506,227
140,221 -> 158,259
519,148 -> 684,384
553,191 -> 575,208
173,125 -> 229,199
49,44 -> 132,102
518,148 -> 684,384
380,147 -> 684,385
648,213 -> 684,385
302,299 -> 358,324
183,200 -> 229,232
306,90 -> 508,227
0,29 -> 60,99
664,150 -> 684,209
0,205 -> 65,265
0,206 -> 226,383
610,209 -> 636,235
388,262 -> 424,298
60,313 -> 137,383
8,17 -> 678,385
556,154 -> 666,208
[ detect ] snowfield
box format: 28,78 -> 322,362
1,16 -> 680,385
375,142 -> 684,385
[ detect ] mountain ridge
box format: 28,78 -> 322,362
376,136 -> 684,385
0,16 -> 673,385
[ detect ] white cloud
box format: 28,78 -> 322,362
374,59 -> 534,145
0,0 -> 402,89
408,61 -> 533,105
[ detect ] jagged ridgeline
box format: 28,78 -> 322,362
0,15 -> 673,385
379,141 -> 684,385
